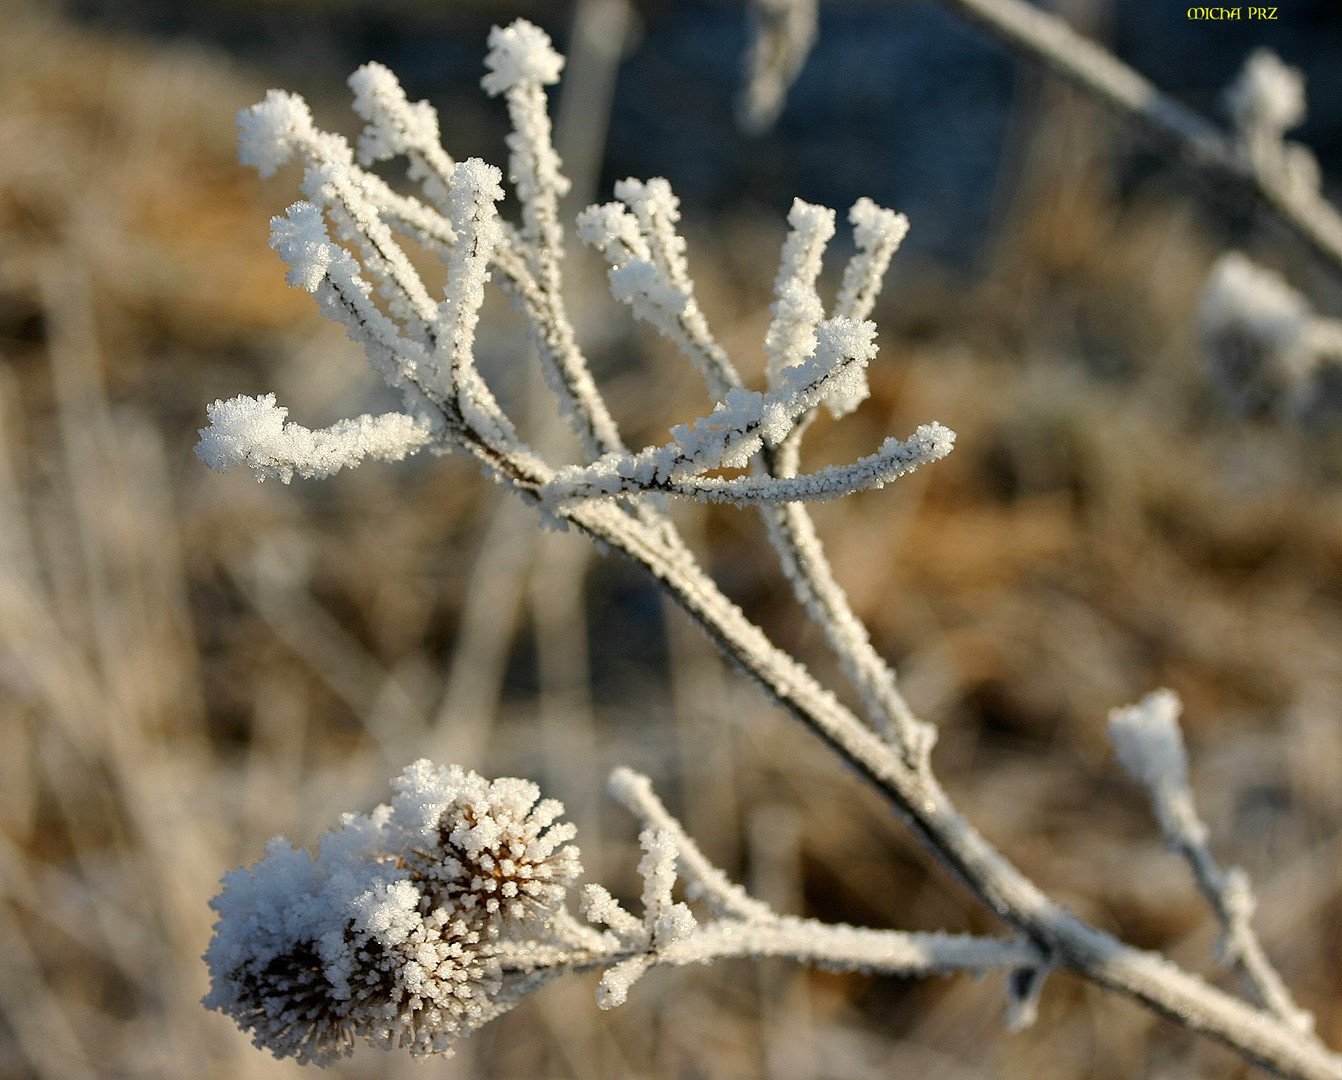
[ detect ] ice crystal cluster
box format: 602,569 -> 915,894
203,761 -> 582,1063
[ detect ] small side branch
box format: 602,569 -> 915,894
1109,691 -> 1314,1033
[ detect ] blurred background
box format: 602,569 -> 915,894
4,0 -> 1342,1076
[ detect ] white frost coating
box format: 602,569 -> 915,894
203,761 -> 584,1063
481,19 -> 565,95
1108,692 -> 1316,1033
194,394 -> 435,483
436,159 -> 504,382
828,198 -> 910,417
607,767 -> 775,921
765,199 -> 835,387
482,19 -> 571,244
237,90 -> 317,178
672,423 -> 955,505
576,200 -> 647,261
595,956 -> 652,1009
349,62 -> 442,166
1195,253 -> 1342,422
1107,688 -> 1190,793
478,19 -> 624,458
348,62 -> 456,211
580,884 -> 645,941
607,259 -> 690,327
578,185 -> 741,399
637,828 -> 697,947
540,318 -> 928,507
268,200 -> 343,293
836,198 -> 910,321
437,160 -> 523,454
654,918 -> 1038,976
1227,49 -> 1307,139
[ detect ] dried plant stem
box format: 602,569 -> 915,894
934,0 -> 1342,278
553,494 -> 1342,1080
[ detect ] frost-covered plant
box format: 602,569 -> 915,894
204,762 -> 582,1063
199,20 -> 1342,1079
204,761 -> 1038,1063
1199,253 -> 1342,426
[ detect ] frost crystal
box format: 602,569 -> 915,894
237,90 -> 316,179
765,199 -> 835,387
348,62 -> 442,167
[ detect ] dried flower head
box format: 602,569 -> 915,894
203,761 -> 581,1063
388,760 -> 582,928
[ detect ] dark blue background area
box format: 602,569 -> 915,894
60,0 -> 1342,263
605,2 -> 1015,260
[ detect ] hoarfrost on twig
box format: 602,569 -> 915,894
1109,691 -> 1313,1033
196,394 -> 435,483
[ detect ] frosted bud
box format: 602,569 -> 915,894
1227,49 -> 1307,137
482,19 -> 565,96
204,762 -> 585,1062
1107,689 -> 1189,792
237,90 -> 315,178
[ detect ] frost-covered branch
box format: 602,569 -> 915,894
199,22 -> 1342,1079
578,173 -> 928,757
542,421 -> 953,507
204,763 -> 1040,1062
578,178 -> 741,399
1109,691 -> 1314,1034
737,0 -> 1342,279
196,394 -> 435,483
483,20 -> 627,458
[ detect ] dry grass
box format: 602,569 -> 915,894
1,5 -> 1341,1078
